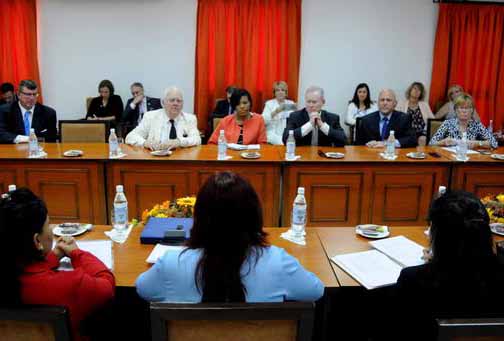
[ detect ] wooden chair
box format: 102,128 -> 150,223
437,318 -> 504,341
353,117 -> 363,145
427,118 -> 444,144
345,122 -> 355,145
59,120 -> 109,143
0,305 -> 72,341
150,302 -> 315,341
86,96 -> 94,112
212,117 -> 223,134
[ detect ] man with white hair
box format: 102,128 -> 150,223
355,89 -> 416,148
282,86 -> 346,146
125,86 -> 201,149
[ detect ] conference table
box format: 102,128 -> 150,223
1,143 -> 503,229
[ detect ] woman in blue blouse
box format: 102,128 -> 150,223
430,94 -> 497,149
136,172 -> 324,303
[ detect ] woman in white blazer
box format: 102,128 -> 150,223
262,81 -> 296,145
345,83 -> 378,126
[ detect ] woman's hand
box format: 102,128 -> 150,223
55,236 -> 79,256
441,137 -> 457,146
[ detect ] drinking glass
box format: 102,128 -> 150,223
37,137 -> 45,154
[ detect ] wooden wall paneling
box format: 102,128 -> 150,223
22,161 -> 106,224
0,163 -> 20,193
451,164 -> 504,197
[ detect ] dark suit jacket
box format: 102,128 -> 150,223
86,94 -> 124,121
212,99 -> 232,118
0,101 -> 57,143
355,110 -> 417,147
281,108 -> 346,146
122,96 -> 162,125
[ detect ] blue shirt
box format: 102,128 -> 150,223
136,245 -> 324,303
379,112 -> 401,147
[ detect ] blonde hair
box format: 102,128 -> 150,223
447,85 -> 464,101
453,93 -> 474,110
273,81 -> 288,96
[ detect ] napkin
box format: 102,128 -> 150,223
104,223 -> 134,243
281,229 -> 306,246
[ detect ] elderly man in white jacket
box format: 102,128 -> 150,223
125,86 -> 201,149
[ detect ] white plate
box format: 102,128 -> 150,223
63,149 -> 83,157
355,224 -> 390,239
325,152 -> 345,159
150,149 -> 172,156
491,154 -> 504,160
490,223 -> 504,236
53,223 -> 92,237
406,152 -> 426,159
240,152 -> 261,159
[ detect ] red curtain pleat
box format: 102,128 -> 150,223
195,0 -> 301,134
429,4 -> 504,129
0,0 -> 42,100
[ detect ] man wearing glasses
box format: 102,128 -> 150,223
0,80 -> 57,144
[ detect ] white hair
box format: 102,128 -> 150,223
378,88 -> 397,101
305,85 -> 325,100
161,86 -> 184,108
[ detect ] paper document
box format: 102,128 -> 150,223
227,143 -> 260,151
442,147 -> 478,155
369,236 -> 425,268
58,240 -> 113,271
331,250 -> 402,290
146,244 -> 184,264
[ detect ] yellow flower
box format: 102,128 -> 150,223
176,196 -> 196,207
497,194 -> 504,203
156,213 -> 168,218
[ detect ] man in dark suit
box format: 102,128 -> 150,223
0,80 -> 57,144
355,89 -> 417,148
122,82 -> 162,127
282,86 -> 346,146
0,82 -> 16,105
207,85 -> 237,133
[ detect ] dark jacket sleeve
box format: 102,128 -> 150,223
45,107 -> 58,142
111,95 -> 124,122
86,97 -> 100,119
396,114 -> 417,148
282,111 -> 304,144
325,113 -> 346,146
122,98 -> 136,123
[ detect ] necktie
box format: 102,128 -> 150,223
311,126 -> 319,146
24,111 -> 31,135
381,117 -> 389,141
169,119 -> 177,139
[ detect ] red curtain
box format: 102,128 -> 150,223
0,0 -> 42,99
429,4 -> 504,128
195,0 -> 301,133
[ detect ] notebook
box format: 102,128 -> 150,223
58,240 -> 113,271
330,236 -> 425,290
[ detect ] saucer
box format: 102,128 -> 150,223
53,223 -> 92,237
240,152 -> 261,159
324,152 -> 345,159
63,149 -> 83,157
355,224 -> 390,239
406,152 -> 426,159
490,223 -> 504,236
150,149 -> 172,156
490,154 -> 504,160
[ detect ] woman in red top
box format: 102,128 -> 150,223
0,188 -> 115,340
209,88 -> 267,145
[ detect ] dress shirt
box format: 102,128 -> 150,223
379,112 -> 401,147
14,102 -> 34,143
262,98 -> 295,145
345,102 -> 378,126
208,113 -> 267,145
136,245 -> 324,303
125,109 -> 201,147
300,112 -> 330,137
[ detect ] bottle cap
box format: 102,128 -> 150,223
438,185 -> 446,194
110,128 -> 115,133
220,130 -> 224,134
297,187 -> 305,195
116,185 -> 124,192
30,128 -> 35,133
389,130 -> 395,135
289,130 -> 294,135
8,184 -> 16,192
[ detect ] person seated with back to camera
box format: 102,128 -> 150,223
125,86 -> 201,150
208,88 -> 267,145
282,85 -> 346,146
0,188 -> 115,341
355,89 -> 417,148
136,171 -> 324,303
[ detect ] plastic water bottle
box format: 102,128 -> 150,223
217,130 -> 227,160
113,185 -> 128,234
438,185 -> 446,196
385,130 -> 396,159
456,132 -> 468,160
28,129 -> 38,157
291,187 -> 307,238
8,184 -> 16,192
109,128 -> 119,158
488,120 -> 493,135
285,130 -> 296,160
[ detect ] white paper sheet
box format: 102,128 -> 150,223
331,250 -> 402,290
441,147 -> 478,155
370,236 -> 425,268
58,240 -> 113,271
146,244 -> 184,264
227,143 -> 260,151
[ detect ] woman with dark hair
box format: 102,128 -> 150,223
208,88 -> 267,145
393,191 -> 504,339
136,172 -> 323,302
0,188 -> 115,340
86,79 -> 124,121
396,82 -> 434,146
345,83 -> 377,126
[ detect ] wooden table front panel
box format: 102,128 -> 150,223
0,161 -> 106,224
451,164 -> 504,197
107,161 -> 281,226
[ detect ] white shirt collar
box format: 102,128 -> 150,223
18,102 -> 34,114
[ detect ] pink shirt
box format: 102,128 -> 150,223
209,113 -> 267,145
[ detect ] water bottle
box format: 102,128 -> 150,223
438,185 -> 446,196
113,185 -> 128,234
109,128 -> 119,158
385,130 -> 396,159
285,130 -> 296,160
488,120 -> 493,135
456,132 -> 468,160
8,184 -> 16,192
291,187 -> 307,238
217,130 -> 227,160
28,128 -> 38,157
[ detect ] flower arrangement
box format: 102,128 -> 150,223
481,194 -> 504,224
141,196 -> 196,223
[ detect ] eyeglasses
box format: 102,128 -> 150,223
20,91 -> 39,98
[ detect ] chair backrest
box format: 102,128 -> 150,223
427,118 -> 444,144
353,117 -> 363,145
437,318 -> 504,341
59,120 -> 109,143
150,302 -> 315,341
212,117 -> 222,134
86,97 -> 93,111
0,305 -> 72,341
